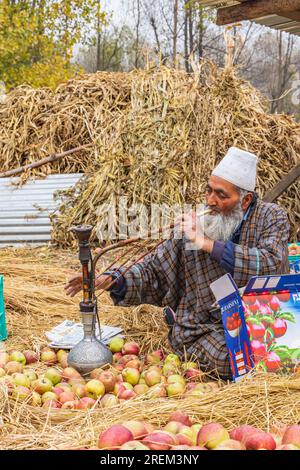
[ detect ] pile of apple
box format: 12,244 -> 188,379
96,411 -> 300,450
0,338 -> 218,410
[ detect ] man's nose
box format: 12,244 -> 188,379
206,192 -> 218,207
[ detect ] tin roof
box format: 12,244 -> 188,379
0,173 -> 83,247
198,1 -> 300,36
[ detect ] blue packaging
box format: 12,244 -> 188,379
211,273 -> 300,381
0,276 -> 7,341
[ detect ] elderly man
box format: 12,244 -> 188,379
65,147 -> 290,379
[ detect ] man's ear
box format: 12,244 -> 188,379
241,192 -> 254,212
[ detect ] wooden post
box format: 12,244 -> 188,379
263,161 -> 300,203
217,0 -> 300,25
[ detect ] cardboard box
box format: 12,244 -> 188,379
210,273 -> 300,381
288,243 -> 300,274
0,276 -> 7,341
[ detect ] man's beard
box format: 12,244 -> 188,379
199,203 -> 244,242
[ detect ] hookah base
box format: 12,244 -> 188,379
67,338 -> 113,376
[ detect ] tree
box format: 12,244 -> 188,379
0,0 -> 107,89
77,25 -> 139,72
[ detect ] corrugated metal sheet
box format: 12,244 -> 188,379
198,1 -> 300,36
0,173 -> 83,247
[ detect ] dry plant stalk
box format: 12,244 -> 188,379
0,62 -> 299,244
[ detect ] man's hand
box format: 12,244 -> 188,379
64,273 -> 113,297
175,212 -> 214,253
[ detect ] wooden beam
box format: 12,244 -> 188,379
0,144 -> 92,179
279,9 -> 300,21
263,161 -> 300,203
217,0 -> 300,25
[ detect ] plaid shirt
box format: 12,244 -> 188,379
112,199 -> 290,379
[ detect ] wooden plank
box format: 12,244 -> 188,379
217,0 -> 300,25
280,9 -> 300,21
263,161 -> 300,203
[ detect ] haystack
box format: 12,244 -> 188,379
0,62 -> 299,245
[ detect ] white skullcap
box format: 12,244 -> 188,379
212,147 -> 258,191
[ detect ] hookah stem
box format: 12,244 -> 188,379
96,239 -> 165,297
95,208 -> 211,296
94,208 -> 211,259
96,242 -> 144,275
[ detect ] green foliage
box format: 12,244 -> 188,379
0,0 -> 107,89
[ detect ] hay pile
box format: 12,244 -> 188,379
0,63 -> 299,245
1,247 -> 168,353
2,246 -> 300,449
1,373 -> 300,449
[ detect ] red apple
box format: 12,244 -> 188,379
133,384 -> 149,395
175,427 -> 193,446
61,400 -> 79,409
148,384 -> 167,398
100,394 -> 119,408
0,352 -> 9,367
250,340 -> 267,361
125,359 -> 143,371
98,425 -> 134,450
269,296 -> 281,313
248,299 -> 261,314
282,425 -> 300,448
264,352 -> 282,372
119,441 -> 150,450
12,385 -> 31,400
42,400 -> 61,409
76,397 -> 96,409
72,383 -> 87,398
123,420 -> 149,439
32,377 -> 53,395
248,323 -> 265,341
23,350 -> 38,364
245,432 -> 276,450
214,439 -> 245,450
197,423 -> 230,449
41,391 -> 59,404
184,368 -> 204,381
62,367 -> 82,381
276,291 -> 290,303
142,431 -> 176,450
97,371 -> 117,393
52,386 -> 64,396
164,421 -> 185,434
10,351 -> 26,365
230,425 -> 261,443
113,352 -> 123,363
41,350 -> 57,365
118,389 -> 136,400
59,391 -> 76,404
144,369 -> 162,387
271,318 -> 287,339
168,411 -> 193,427
122,342 -> 140,356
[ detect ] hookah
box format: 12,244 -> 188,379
67,226 -> 113,375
